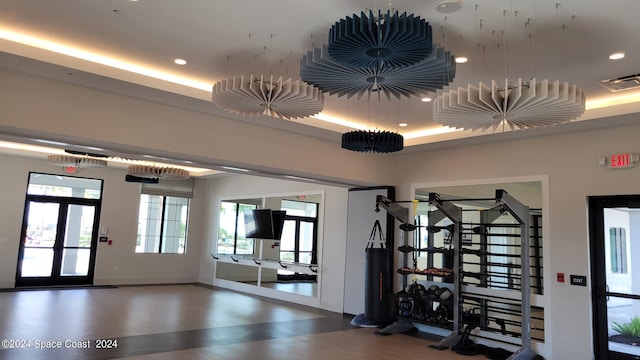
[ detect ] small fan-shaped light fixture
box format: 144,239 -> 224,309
341,130 -> 404,153
212,74 -> 324,119
127,165 -> 190,180
47,154 -> 107,168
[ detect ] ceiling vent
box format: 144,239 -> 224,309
600,73 -> 640,92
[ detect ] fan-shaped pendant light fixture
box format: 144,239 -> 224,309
327,9 -> 433,69
301,45 -> 455,100
47,154 -> 108,168
341,130 -> 404,153
127,165 -> 190,180
212,74 -> 324,119
433,78 -> 586,131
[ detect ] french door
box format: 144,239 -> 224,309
278,215 -> 318,281
589,195 -> 640,360
16,196 -> 101,287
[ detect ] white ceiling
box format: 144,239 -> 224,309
1,0 -> 640,158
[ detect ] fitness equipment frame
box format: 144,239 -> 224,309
494,189 -> 538,360
375,190 -> 540,360
374,193 -> 463,348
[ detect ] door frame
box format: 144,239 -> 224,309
278,214 -> 318,281
16,194 -> 102,287
589,194 -> 640,360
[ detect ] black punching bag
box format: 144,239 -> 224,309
364,220 -> 391,324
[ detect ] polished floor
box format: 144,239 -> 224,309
0,284 -> 491,360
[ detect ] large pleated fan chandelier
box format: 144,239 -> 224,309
300,9 -> 456,101
433,78 -> 586,131
327,9 -> 433,69
301,9 -> 457,154
432,2 -> 587,132
301,45 -> 456,101
211,74 -> 324,119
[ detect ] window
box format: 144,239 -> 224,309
27,173 -> 102,199
610,227 -> 628,273
136,195 -> 189,254
218,201 -> 259,255
135,179 -> 193,254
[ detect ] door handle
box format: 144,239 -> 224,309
606,285 -> 610,302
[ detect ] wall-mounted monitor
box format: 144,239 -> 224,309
244,209 -> 286,240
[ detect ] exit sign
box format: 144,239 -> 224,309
63,165 -> 78,174
608,152 -> 638,169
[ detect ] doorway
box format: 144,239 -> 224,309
16,173 -> 103,287
278,215 -> 317,281
589,195 -> 640,360
278,200 -> 318,282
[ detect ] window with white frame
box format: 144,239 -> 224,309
135,179 -> 193,254
217,200 -> 259,255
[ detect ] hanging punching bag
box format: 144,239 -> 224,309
365,220 -> 391,324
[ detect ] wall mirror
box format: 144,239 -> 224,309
215,192 -> 323,298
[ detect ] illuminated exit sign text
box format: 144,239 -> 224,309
609,153 -> 638,169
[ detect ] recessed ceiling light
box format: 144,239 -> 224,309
399,123 -> 408,127
455,56 -> 468,64
421,97 -> 432,102
437,0 -> 463,13
609,52 -> 625,60
174,58 -> 187,65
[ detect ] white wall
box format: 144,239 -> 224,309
199,174 -> 349,313
395,117 -> 640,360
0,154 -> 205,288
0,68 -> 395,188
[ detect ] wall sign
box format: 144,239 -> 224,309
599,152 -> 639,169
570,275 -> 587,286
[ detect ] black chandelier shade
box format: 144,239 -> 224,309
300,45 -> 456,100
328,9 -> 433,69
341,130 -> 404,153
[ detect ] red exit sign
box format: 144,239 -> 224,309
609,153 -> 637,169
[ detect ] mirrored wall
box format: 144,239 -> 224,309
214,192 -> 323,298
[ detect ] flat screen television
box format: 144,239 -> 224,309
244,209 -> 286,240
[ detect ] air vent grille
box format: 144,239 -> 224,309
600,73 -> 640,92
